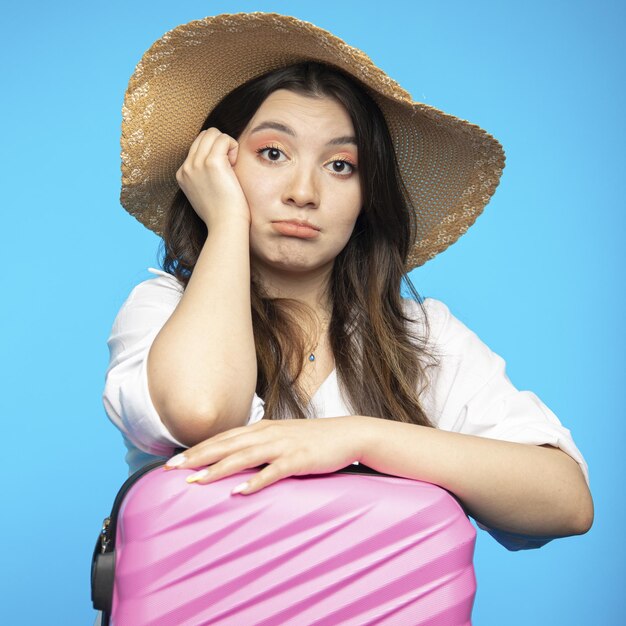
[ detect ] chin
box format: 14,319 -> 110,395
253,250 -> 333,275
268,257 -> 323,272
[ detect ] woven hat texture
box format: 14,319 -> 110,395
121,12 -> 506,269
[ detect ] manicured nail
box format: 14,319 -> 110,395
186,469 -> 210,484
165,453 -> 187,469
231,481 -> 249,495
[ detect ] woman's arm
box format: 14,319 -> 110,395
358,417 -> 594,538
148,222 -> 256,446
147,130 -> 257,446
165,413 -> 592,539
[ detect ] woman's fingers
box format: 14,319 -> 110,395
172,423 -> 299,492
185,443 -> 279,486
208,132 -> 240,166
181,128 -> 238,169
176,129 -> 213,179
188,454 -> 294,496
177,128 -> 217,178
164,422 -> 269,469
164,418 -> 368,495
185,128 -> 213,161
174,127 -> 250,228
231,461 -> 293,495
225,137 -> 239,166
195,129 -> 232,165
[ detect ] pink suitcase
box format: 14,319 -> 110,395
92,461 -> 477,625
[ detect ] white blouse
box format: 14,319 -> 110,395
103,268 -> 590,551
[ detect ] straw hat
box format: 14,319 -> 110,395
121,12 -> 505,269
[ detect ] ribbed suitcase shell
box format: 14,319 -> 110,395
111,466 -> 476,625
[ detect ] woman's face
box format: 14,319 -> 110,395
233,89 -> 362,279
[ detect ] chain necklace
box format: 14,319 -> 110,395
307,318 -> 330,364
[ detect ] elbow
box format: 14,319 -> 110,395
160,396 -> 251,447
559,476 -> 594,537
544,445 -> 594,537
572,489 -> 594,536
570,465 -> 594,536
161,406 -> 220,447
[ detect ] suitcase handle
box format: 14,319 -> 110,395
92,457 -> 173,620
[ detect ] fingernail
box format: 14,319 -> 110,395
165,453 -> 187,469
231,481 -> 249,495
186,469 -> 210,484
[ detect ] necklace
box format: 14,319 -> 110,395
308,335 -> 321,362
307,318 -> 329,364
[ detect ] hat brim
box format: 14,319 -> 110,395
121,12 -> 505,269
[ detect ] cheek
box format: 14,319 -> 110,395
331,209 -> 362,252
234,165 -> 278,211
336,188 -> 362,230
246,184 -> 276,225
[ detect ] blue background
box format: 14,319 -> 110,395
2,0 -> 623,623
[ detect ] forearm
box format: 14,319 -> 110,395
148,218 -> 256,445
358,417 -> 593,537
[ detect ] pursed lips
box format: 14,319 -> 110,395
271,219 -> 321,239
272,219 -> 320,231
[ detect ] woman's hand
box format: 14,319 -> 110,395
175,128 -> 251,229
164,416 -> 370,494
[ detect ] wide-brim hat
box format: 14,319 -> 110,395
121,12 -> 505,270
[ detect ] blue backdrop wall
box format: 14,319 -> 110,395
2,1 -> 623,623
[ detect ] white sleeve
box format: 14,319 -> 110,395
414,297 -> 590,551
103,269 -> 265,457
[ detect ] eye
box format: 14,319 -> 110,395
324,159 -> 356,176
256,145 -> 287,163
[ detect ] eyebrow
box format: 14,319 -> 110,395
249,121 -> 357,146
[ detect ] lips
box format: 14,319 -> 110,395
271,220 -> 320,239
274,219 -> 320,231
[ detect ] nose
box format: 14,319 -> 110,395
282,164 -> 319,209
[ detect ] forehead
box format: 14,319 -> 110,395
243,89 -> 355,137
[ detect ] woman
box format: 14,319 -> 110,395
104,13 -> 593,553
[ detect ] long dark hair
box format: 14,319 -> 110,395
161,62 -> 438,427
